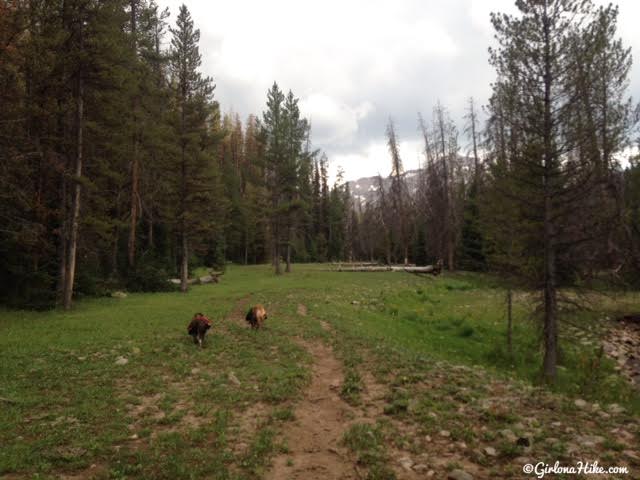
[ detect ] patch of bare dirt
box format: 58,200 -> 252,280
265,339 -> 358,480
57,464 -> 107,480
230,402 -> 270,455
265,310 -> 424,479
297,304 -> 308,316
119,378 -> 211,451
358,371 -> 387,421
225,294 -> 253,327
127,392 -> 164,420
603,319 -> 640,388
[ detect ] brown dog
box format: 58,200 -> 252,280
187,313 -> 212,347
245,304 -> 267,329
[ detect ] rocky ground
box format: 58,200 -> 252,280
603,316 -> 640,388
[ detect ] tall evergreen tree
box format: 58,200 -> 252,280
484,0 -> 634,381
169,4 -> 220,292
262,82 -> 286,274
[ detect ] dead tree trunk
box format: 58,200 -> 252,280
436,104 -> 453,271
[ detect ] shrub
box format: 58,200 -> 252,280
126,255 -> 174,292
0,267 -> 56,309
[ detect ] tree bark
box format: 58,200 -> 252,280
180,234 -> 188,292
179,147 -> 188,292
127,0 -> 139,268
285,244 -> 291,272
437,105 -> 453,271
57,172 -> 68,306
243,229 -> 249,265
274,220 -> 282,274
274,243 -> 282,274
63,11 -> 84,310
507,288 -> 513,358
541,4 -> 557,382
285,227 -> 292,273
147,208 -> 154,249
179,60 -> 188,291
111,224 -> 119,278
469,97 -> 480,181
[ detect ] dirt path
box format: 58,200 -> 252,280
225,294 -> 252,327
265,338 -> 359,480
265,310 -> 427,480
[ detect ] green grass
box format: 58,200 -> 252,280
342,422 -> 397,480
1,264 -> 639,478
296,270 -> 640,410
0,265 -> 314,478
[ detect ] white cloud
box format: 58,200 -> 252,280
161,0 -> 640,182
300,94 -> 373,146
331,138 -> 425,182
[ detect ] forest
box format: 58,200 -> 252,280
0,0 -> 364,308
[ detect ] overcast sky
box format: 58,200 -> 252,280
160,0 -> 640,182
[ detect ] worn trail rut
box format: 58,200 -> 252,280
265,335 -> 358,479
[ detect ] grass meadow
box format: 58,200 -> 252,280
1,264 -> 638,479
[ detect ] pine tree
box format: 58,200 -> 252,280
169,4 -> 220,292
386,119 -> 411,264
459,97 -> 485,270
282,90 -> 306,272
484,0 -> 634,381
262,82 -> 286,274
243,114 -> 268,263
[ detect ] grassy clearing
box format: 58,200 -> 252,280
299,270 -> 640,410
0,266 -> 314,478
1,264 -> 639,478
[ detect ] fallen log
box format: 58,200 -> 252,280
331,265 -> 441,274
334,266 -> 392,272
330,261 -> 381,267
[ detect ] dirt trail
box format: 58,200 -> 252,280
265,338 -> 359,480
265,309 -> 426,480
225,294 -> 252,327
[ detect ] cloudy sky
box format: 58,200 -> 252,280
160,0 -> 640,182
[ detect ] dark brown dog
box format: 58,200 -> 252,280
187,313 -> 212,347
245,304 -> 267,329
